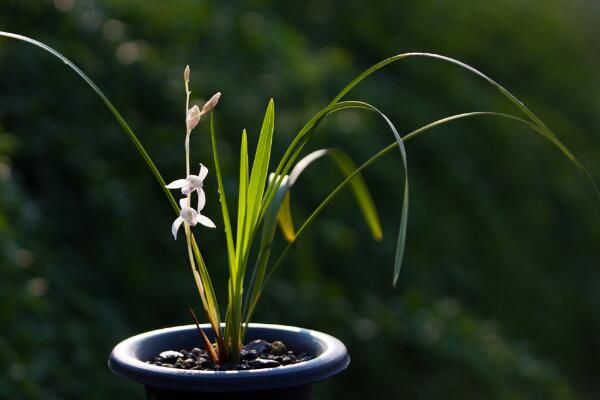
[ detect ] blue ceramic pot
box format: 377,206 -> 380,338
108,323 -> 350,400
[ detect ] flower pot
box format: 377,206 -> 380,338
108,323 -> 350,400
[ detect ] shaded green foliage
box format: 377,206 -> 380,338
1,0 -> 599,399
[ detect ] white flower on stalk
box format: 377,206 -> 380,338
171,196 -> 216,240
185,92 -> 221,131
186,105 -> 202,131
201,92 -> 221,114
165,163 -> 209,196
184,65 -> 190,82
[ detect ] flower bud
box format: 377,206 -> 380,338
201,92 -> 221,115
186,105 -> 202,131
184,65 -> 190,82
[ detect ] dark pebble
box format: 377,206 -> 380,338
158,351 -> 184,363
270,341 -> 287,356
191,348 -> 203,356
244,339 -> 271,354
240,349 -> 258,360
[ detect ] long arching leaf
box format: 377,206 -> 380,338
279,148 -> 383,242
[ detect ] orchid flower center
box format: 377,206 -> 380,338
187,175 -> 203,188
180,206 -> 198,226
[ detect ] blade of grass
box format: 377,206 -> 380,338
190,233 -> 224,355
189,306 -> 219,364
244,100 -> 408,326
243,145 -> 383,326
245,109 -> 591,324
242,174 -> 290,331
228,99 -> 275,361
0,31 -> 178,213
259,101 -> 379,224
276,192 -> 296,242
209,113 -> 236,277
279,148 -> 383,241
241,99 -> 276,269
236,129 -> 249,265
261,52 -> 600,222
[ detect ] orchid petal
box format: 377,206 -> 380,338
166,179 -> 187,189
198,163 -> 208,181
171,216 -> 184,240
186,105 -> 202,131
197,214 -> 216,228
197,189 -> 206,212
180,206 -> 198,226
201,92 -> 221,114
186,174 -> 203,188
179,198 -> 189,209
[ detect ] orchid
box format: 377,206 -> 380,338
4,31 -> 594,367
186,105 -> 202,131
166,66 -> 220,244
165,163 -> 209,196
185,93 -> 221,131
171,197 -> 216,240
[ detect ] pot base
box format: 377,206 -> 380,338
145,383 -> 313,400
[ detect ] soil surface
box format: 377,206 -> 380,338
147,339 -> 313,371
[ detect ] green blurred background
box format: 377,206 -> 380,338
1,0 -> 599,399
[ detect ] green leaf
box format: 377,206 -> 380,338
244,103 -> 408,324
210,113 -> 236,276
260,101 -> 376,222
242,174 -> 290,328
327,52 -> 597,195
235,129 -> 249,265
240,99 -> 275,270
229,99 -> 275,361
276,192 -> 295,242
282,148 -> 383,242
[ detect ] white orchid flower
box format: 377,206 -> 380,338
201,92 -> 221,115
184,65 -> 190,83
171,197 -> 216,239
185,93 -> 221,132
165,163 -> 209,196
186,105 -> 202,131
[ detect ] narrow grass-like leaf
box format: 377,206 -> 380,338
243,100 -> 275,259
258,101 -> 407,287
260,101 -> 379,223
243,102 -> 404,325
276,193 -> 296,241
190,225 -> 223,351
252,109 -> 588,321
326,52 -> 598,196
0,32 -> 224,347
282,148 -> 383,241
236,129 -> 249,263
229,100 -> 275,360
260,52 -> 598,223
210,113 -> 236,276
242,174 -> 290,329
0,32 -> 179,213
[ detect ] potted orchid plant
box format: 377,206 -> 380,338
1,31 -> 596,400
